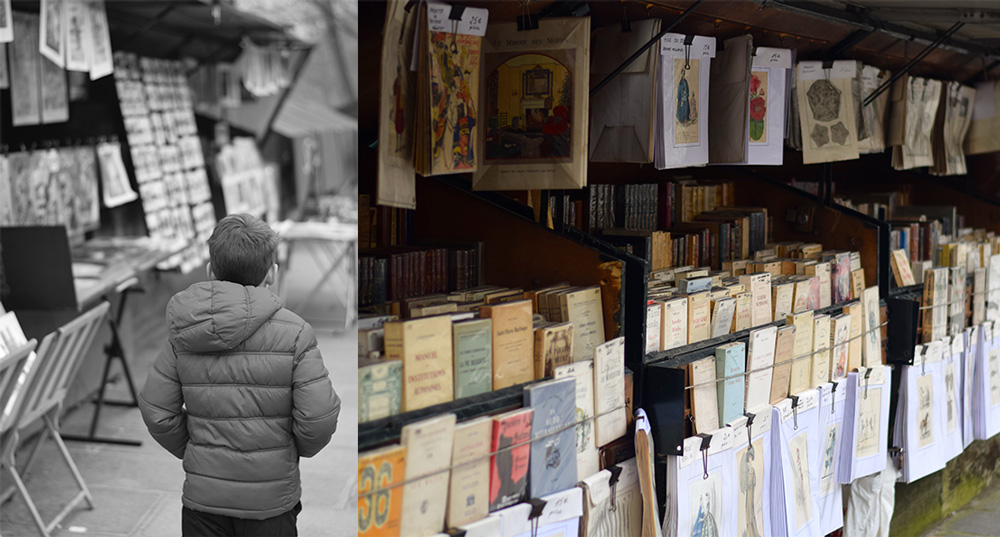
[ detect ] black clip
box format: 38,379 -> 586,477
830,381 -> 839,414
744,412 -> 756,454
608,464 -> 623,512
403,0 -> 418,12
864,368 -> 873,399
527,497 -> 547,537
697,433 -> 712,479
821,60 -> 835,70
447,529 -> 468,537
620,4 -> 631,32
683,34 -> 695,70
448,4 -> 466,20
790,395 -> 800,430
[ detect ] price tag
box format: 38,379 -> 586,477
427,3 -> 489,37
752,47 -> 792,69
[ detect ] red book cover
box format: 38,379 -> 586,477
488,408 -> 533,512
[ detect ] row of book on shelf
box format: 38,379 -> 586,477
358,337 -> 630,537
377,1 -> 1000,211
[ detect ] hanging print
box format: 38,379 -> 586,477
689,471 -> 721,537
749,70 -> 768,143
736,439 -> 764,537
427,26 -> 481,174
39,0 -> 64,68
856,387 -> 882,458
917,375 -> 934,447
789,432 -> 813,530
674,58 -> 700,145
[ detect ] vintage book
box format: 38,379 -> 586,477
890,249 -> 917,287
689,355 -> 719,433
560,287 -> 606,362
678,276 -> 713,294
660,297 -> 689,350
359,359 -> 403,423
740,272 -> 773,327
974,267 -> 987,326
411,302 -> 459,318
525,378 -> 578,497
734,291 -> 753,332
489,408 -> 533,511
480,300 -> 534,389
400,413 -> 457,537
831,252 -> 853,304
769,325 -> 797,404
793,277 -> 812,313
452,319 -> 493,398
534,322 -> 574,379
862,286 -> 883,366
851,268 -> 866,300
594,337 -> 627,447
746,326 -> 778,411
555,361 -> 600,480
949,266 -> 968,337
710,296 -> 737,338
845,302 -> 864,372
646,302 -> 662,354
384,316 -> 454,412
772,281 -> 795,321
812,314 -> 832,388
830,313 -> 852,381
687,292 -> 712,343
716,341 -> 747,425
359,444 -> 406,537
476,17 -> 590,190
805,261 -> 832,308
447,417 -> 492,528
787,310 -> 815,395
527,283 -> 570,315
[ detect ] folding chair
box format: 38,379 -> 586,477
0,302 -> 109,537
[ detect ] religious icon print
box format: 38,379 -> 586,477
674,58 -> 700,145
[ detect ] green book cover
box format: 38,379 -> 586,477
453,318 -> 493,398
358,359 -> 402,423
715,341 -> 746,425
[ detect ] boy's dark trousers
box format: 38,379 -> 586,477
182,502 -> 302,537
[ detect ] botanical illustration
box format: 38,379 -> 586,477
857,387 -> 882,458
946,362 -> 958,433
737,439 -> 764,537
789,432 -> 813,530
674,58 -> 700,145
690,471 -> 721,537
485,52 -> 572,161
749,71 -> 767,144
917,375 -> 934,448
429,31 -> 480,173
820,423 -> 838,495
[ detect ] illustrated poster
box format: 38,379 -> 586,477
945,361 -> 958,433
10,12 -> 41,126
789,432 -> 813,530
88,0 -> 113,80
917,374 -> 934,448
856,387 -> 882,458
819,423 -> 838,495
796,61 -> 860,164
376,0 -> 417,209
689,471 -> 722,537
427,29 -> 480,174
736,439 -> 764,537
40,56 -> 69,124
97,142 -> 138,208
749,70 -> 768,144
674,58 -> 700,145
39,0 -> 64,68
0,0 -> 11,42
64,0 -> 91,72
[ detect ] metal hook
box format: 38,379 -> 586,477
744,412 -> 756,456
791,395 -> 800,430
683,34 -> 695,70
621,3 -> 631,33
864,368 -> 873,399
831,382 -> 838,414
608,465 -> 623,512
698,433 -> 712,479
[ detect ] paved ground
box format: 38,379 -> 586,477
920,481 -> 1000,537
0,244 -> 357,537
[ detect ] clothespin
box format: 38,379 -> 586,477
790,395 -> 800,430
697,433 -> 712,479
830,382 -> 839,414
864,368 -> 873,399
744,412 -> 756,454
608,464 -> 623,511
620,2 -> 631,33
527,497 -> 547,537
683,34 -> 695,70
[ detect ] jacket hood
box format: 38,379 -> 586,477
167,281 -> 283,352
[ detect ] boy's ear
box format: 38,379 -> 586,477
263,263 -> 278,287
206,262 -> 214,280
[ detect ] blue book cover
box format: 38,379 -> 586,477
716,341 -> 746,425
524,377 -> 578,498
453,319 -> 493,398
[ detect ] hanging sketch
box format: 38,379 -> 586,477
10,12 -> 41,126
97,142 -> 138,209
674,58 -> 700,145
820,424 -> 838,495
991,349 -> 1000,407
64,0 -> 90,72
689,471 -> 721,537
789,432 -> 813,530
945,361 -> 958,433
0,0 -> 11,42
39,0 -> 64,68
917,375 -> 934,447
749,71 -> 767,143
736,439 -> 764,537
40,56 -> 69,124
796,61 -> 859,164
857,386 -> 882,458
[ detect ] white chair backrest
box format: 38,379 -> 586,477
0,340 -> 39,435
15,302 -> 110,430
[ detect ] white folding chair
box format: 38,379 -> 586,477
0,338 -> 38,537
0,302 -> 109,537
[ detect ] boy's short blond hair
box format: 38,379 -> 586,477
207,214 -> 278,286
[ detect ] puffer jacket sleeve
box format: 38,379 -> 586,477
138,343 -> 189,459
291,323 -> 341,458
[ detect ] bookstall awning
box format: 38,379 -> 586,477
100,0 -> 308,62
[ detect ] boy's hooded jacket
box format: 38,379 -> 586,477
139,281 -> 341,520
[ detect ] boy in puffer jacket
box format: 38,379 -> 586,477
139,214 -> 341,537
